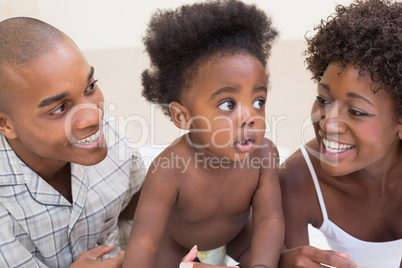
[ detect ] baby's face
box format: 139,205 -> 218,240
180,52 -> 268,161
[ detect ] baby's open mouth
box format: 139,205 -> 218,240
236,138 -> 254,146
233,134 -> 256,152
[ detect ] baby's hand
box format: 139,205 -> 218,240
180,245 -> 239,268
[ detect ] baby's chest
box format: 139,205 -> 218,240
175,169 -> 259,220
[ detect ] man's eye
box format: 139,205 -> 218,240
218,101 -> 235,111
86,79 -> 98,93
50,103 -> 68,115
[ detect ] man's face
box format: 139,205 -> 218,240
3,39 -> 107,173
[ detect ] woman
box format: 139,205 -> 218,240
279,0 -> 402,267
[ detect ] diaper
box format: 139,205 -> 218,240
197,245 -> 228,265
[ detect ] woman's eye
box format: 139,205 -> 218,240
253,99 -> 265,109
50,103 -> 68,115
218,101 -> 235,111
349,108 -> 368,117
316,96 -> 330,105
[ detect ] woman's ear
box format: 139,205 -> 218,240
0,114 -> 17,139
169,101 -> 191,130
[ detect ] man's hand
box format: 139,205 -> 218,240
180,245 -> 239,268
70,244 -> 124,268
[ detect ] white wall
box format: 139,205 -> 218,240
0,0 -> 353,156
0,0 -> 353,50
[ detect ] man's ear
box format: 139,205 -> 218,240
169,101 -> 191,130
398,118 -> 402,140
0,114 -> 17,139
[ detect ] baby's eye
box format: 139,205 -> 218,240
218,101 -> 235,111
253,99 -> 265,109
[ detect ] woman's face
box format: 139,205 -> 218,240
311,61 -> 401,176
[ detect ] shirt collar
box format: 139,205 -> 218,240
0,134 -> 88,206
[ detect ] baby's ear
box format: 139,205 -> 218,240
0,114 -> 17,139
169,101 -> 191,130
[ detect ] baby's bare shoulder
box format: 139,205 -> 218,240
147,137 -> 192,179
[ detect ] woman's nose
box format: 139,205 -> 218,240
319,102 -> 347,134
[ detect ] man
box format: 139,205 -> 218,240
0,17 -> 144,267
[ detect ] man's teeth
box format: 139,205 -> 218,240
76,130 -> 100,144
323,138 -> 353,153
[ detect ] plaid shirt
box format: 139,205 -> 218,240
0,116 -> 145,267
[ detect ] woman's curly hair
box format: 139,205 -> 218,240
141,0 -> 278,117
305,0 -> 402,116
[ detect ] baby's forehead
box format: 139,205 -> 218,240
185,50 -> 263,78
198,49 -> 261,64
183,52 -> 266,92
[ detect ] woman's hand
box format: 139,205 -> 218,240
279,245 -> 360,268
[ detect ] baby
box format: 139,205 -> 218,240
123,1 -> 283,267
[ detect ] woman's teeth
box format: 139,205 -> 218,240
323,138 -> 353,153
76,130 -> 100,144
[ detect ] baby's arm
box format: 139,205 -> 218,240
249,140 -> 284,268
122,160 -> 179,268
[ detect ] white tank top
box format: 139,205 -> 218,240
300,146 -> 402,268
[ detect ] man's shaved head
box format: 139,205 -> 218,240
0,17 -> 69,113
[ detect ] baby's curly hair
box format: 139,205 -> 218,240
141,0 -> 278,117
305,0 -> 402,116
